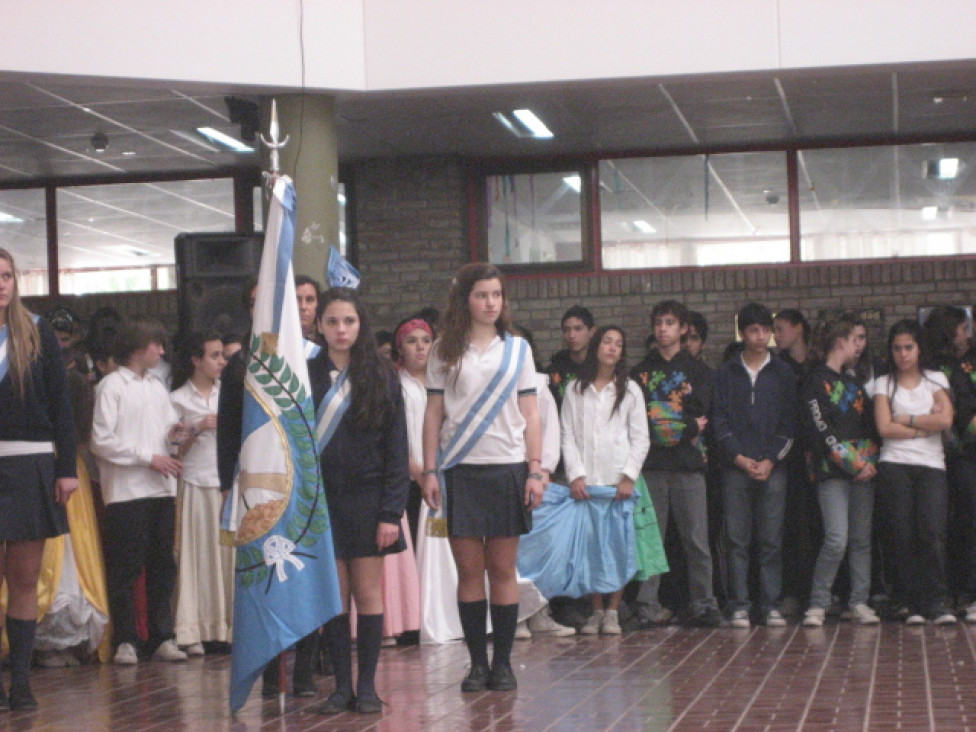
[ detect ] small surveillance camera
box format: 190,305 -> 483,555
91,132 -> 109,153
764,190 -> 779,205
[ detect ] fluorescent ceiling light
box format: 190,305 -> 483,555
172,130 -> 219,152
921,206 -> 939,221
512,109 -> 554,139
924,157 -> 960,180
195,127 -> 254,153
0,211 -> 25,223
563,175 -> 582,193
107,245 -> 156,258
337,193 -> 347,205
633,220 -> 656,234
493,109 -> 554,139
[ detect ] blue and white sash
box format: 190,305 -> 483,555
434,334 -> 528,510
304,339 -> 321,360
314,368 -> 352,455
0,315 -> 39,384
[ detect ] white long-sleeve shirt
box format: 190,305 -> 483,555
535,372 -> 560,474
399,369 -> 427,468
91,366 -> 178,504
560,378 -> 650,486
170,379 -> 220,486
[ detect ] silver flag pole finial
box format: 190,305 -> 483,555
260,99 -> 290,181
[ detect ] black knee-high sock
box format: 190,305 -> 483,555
489,604 -> 519,669
356,614 -> 384,697
458,599 -> 489,668
6,617 -> 36,692
322,614 -> 353,697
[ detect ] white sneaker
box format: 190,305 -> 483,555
526,606 -> 576,636
601,609 -> 622,635
184,642 -> 205,656
766,610 -> 787,627
905,614 -> 926,626
850,603 -> 880,625
933,612 -> 958,626
966,603 -> 976,624
514,620 -> 532,640
114,642 -> 138,665
153,639 -> 188,662
730,609 -> 750,628
802,608 -> 825,627
580,610 -> 603,635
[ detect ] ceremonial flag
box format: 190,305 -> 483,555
223,176 -> 342,712
326,245 -> 360,289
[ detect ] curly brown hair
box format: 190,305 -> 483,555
435,263 -> 512,375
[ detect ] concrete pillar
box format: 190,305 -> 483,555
261,94 -> 339,287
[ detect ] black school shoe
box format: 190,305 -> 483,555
487,662 -> 517,691
460,664 -> 490,692
8,685 -> 38,712
356,690 -> 383,714
317,690 -> 356,714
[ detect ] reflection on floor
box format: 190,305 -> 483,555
8,621 -> 976,731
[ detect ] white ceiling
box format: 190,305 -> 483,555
1,60 -> 976,274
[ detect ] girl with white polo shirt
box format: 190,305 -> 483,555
422,263 -> 543,693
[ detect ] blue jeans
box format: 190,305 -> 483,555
722,465 -> 786,614
808,478 -> 874,609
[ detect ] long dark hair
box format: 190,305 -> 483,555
574,325 -> 630,415
436,262 -> 512,375
171,329 -> 222,390
922,305 -> 968,368
884,318 -> 939,401
318,287 -> 395,430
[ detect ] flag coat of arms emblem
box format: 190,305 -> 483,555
223,176 -> 342,711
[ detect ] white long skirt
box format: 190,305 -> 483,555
174,481 -> 235,645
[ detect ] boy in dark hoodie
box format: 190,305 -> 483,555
631,300 -> 721,627
545,305 -> 595,408
712,302 -> 797,628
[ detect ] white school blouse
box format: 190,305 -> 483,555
426,335 -> 537,465
535,372 -> 560,475
560,378 -> 650,486
872,370 -> 949,471
169,379 -> 220,487
91,367 -> 178,504
399,369 -> 427,468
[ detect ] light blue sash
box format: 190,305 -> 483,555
434,334 -> 527,516
0,315 -> 39,384
314,368 -> 352,455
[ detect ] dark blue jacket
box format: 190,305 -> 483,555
711,352 -> 796,467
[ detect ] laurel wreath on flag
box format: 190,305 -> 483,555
235,333 -> 329,590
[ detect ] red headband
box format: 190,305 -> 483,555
395,318 -> 434,354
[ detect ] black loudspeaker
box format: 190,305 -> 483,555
174,232 -> 263,337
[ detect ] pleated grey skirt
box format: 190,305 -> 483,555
0,453 -> 69,541
444,462 -> 531,538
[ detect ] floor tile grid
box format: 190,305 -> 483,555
646,628 -> 776,732
794,625 -> 881,732
662,627 -> 799,731
527,628 -> 712,731
867,626 -> 934,731
928,627 -> 976,730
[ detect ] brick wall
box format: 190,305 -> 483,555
351,155 -> 976,366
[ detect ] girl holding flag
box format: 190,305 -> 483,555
422,263 -> 543,693
309,287 -> 409,715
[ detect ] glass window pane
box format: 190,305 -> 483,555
57,178 -> 235,294
800,142 -> 976,261
0,188 -> 49,295
485,171 -> 583,265
600,153 -> 790,269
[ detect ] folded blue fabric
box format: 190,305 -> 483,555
517,483 -> 637,599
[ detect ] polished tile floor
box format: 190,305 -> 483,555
8,621 -> 976,731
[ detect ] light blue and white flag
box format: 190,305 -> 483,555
326,245 -> 360,289
223,176 -> 342,712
